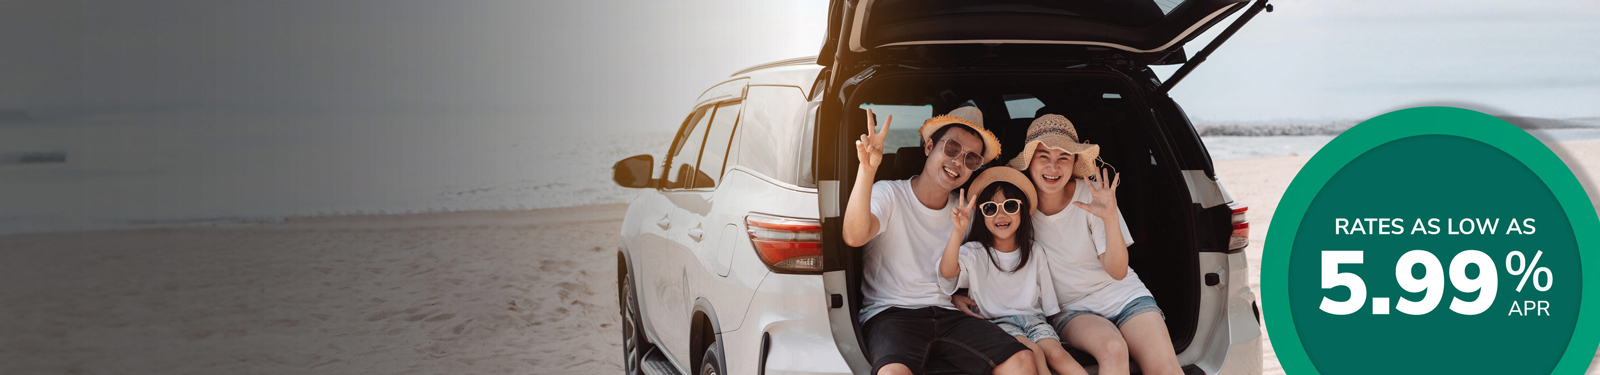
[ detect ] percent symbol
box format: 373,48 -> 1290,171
1506,250 -> 1553,292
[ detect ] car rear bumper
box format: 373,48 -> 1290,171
1185,251 -> 1264,375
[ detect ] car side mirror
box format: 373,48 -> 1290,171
613,154 -> 655,188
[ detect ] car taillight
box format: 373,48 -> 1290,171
1228,202 -> 1249,251
746,214 -> 823,273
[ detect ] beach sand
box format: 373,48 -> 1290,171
3,139 -> 1599,374
0,206 -> 631,374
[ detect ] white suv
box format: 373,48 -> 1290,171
615,1 -> 1270,374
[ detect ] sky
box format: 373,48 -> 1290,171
2,0 -> 1598,132
1163,0 -> 1600,123
0,0 -> 829,137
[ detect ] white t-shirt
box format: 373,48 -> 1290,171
1034,178 -> 1151,317
938,241 -> 1061,319
859,178 -> 960,323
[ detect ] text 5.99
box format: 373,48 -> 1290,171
1320,250 -> 1552,316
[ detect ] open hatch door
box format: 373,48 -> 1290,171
817,0 -> 1272,90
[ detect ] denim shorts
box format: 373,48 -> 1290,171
989,314 -> 1060,343
1048,296 -> 1164,333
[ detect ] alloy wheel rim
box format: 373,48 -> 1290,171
622,273 -> 640,371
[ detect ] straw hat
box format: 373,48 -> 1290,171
1006,114 -> 1099,178
919,106 -> 1002,164
968,167 -> 1038,215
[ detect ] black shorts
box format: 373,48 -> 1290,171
862,307 -> 1030,375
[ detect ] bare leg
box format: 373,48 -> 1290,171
877,363 -> 913,375
1036,338 -> 1088,375
1062,315 -> 1128,375
1014,336 -> 1049,375
993,347 -> 1037,375
1118,312 -> 1183,375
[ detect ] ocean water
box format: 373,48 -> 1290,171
1200,135 -> 1337,160
2,114 -> 1596,236
0,112 -> 672,235
1200,128 -> 1600,161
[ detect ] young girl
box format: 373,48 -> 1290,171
940,167 -> 1088,375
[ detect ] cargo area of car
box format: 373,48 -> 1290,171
824,67 -> 1208,371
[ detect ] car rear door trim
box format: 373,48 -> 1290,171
862,4 -> 1240,54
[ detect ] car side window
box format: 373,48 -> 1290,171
693,101 -> 742,189
664,107 -> 713,190
1003,95 -> 1045,119
738,86 -> 812,186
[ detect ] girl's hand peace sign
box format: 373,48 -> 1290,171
855,108 -> 892,169
940,188 -> 981,280
951,188 -> 980,234
1072,166 -> 1122,220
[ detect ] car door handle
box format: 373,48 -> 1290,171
656,215 -> 671,230
687,225 -> 704,242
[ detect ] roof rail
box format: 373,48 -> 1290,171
728,56 -> 819,77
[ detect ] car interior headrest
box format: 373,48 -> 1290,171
998,118 -> 1033,164
872,153 -> 899,181
1034,105 -> 1065,119
894,146 -> 925,180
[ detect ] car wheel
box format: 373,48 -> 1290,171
699,339 -> 723,375
620,263 -> 645,375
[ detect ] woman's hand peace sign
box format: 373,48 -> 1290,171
855,108 -> 892,169
1072,166 -> 1121,220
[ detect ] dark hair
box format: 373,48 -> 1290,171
928,123 -> 985,157
964,180 -> 1034,273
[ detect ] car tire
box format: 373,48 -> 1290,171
620,261 -> 646,375
699,339 -> 723,375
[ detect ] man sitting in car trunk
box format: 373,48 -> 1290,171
842,106 -> 1036,375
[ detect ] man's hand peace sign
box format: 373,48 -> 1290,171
855,108 -> 892,169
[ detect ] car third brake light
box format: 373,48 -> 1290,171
746,214 -> 823,273
1229,202 -> 1250,251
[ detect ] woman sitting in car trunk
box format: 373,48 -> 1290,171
955,114 -> 1183,375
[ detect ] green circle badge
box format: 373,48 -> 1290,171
1262,107 -> 1600,375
